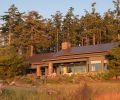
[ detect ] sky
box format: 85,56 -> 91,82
0,0 -> 115,21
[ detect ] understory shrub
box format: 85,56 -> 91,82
97,72 -> 113,80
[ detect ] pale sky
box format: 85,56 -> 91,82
0,0 -> 115,21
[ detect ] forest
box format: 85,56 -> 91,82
0,1 -> 119,78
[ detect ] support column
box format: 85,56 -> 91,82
56,65 -> 60,75
48,62 -> 53,76
101,59 -> 104,72
36,65 -> 41,77
63,64 -> 67,74
87,58 -> 90,72
86,61 -> 89,73
45,67 -> 48,76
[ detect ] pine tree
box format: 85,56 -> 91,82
0,4 -> 23,46
107,42 -> 120,78
0,46 -> 28,78
113,0 -> 120,18
45,19 -> 55,52
62,7 -> 78,46
14,11 -> 50,56
51,11 -> 62,51
113,0 -> 120,40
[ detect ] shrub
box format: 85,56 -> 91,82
0,46 -> 28,79
2,88 -> 15,97
97,72 -> 113,80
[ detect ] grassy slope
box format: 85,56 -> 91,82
1,81 -> 120,100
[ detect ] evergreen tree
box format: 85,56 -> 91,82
107,42 -> 120,78
0,46 -> 28,78
104,14 -> 120,42
62,7 -> 78,46
80,11 -> 104,45
0,4 -> 23,46
14,11 -> 50,56
51,11 -> 62,51
113,0 -> 120,18
45,19 -> 55,52
113,0 -> 120,40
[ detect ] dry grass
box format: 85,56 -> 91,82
1,80 -> 120,100
94,92 -> 120,100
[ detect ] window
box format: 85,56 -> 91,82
68,62 -> 86,73
90,61 -> 101,71
104,60 -> 108,70
104,63 -> 108,70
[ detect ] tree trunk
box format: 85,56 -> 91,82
99,32 -> 102,44
8,24 -> 12,46
86,35 -> 89,46
8,33 -> 12,45
93,33 -> 96,45
81,37 -> 84,46
30,27 -> 34,56
30,45 -> 34,56
56,29 -> 59,52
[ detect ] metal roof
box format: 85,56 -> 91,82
28,43 -> 116,63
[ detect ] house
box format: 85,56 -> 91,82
28,42 -> 116,77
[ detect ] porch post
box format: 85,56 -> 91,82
56,65 -> 60,75
45,67 -> 48,76
63,64 -> 67,74
86,61 -> 89,72
48,62 -> 53,76
36,65 -> 41,77
87,58 -> 90,72
101,59 -> 104,72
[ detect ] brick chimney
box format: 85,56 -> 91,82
62,42 -> 71,50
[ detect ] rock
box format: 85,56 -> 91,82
9,81 -> 15,86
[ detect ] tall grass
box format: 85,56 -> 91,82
94,92 -> 120,100
1,81 -> 120,100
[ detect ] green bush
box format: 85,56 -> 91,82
2,88 -> 15,97
97,72 -> 113,80
0,46 -> 28,79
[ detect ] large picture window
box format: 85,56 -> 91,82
90,61 -> 101,71
68,62 -> 86,74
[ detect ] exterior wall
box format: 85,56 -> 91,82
44,51 -> 108,64
32,51 -> 108,76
